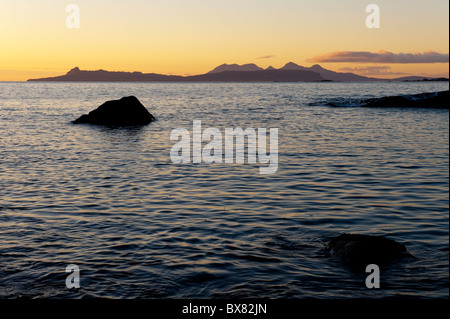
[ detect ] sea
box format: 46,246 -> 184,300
0,81 -> 448,298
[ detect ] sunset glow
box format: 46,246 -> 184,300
1,0 -> 448,81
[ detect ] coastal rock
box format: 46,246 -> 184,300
361,90 -> 449,109
326,234 -> 409,267
73,96 -> 156,126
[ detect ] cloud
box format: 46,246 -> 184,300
257,55 -> 275,59
307,50 -> 449,64
338,66 -> 406,76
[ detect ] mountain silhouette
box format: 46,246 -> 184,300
208,63 -> 263,73
30,67 -> 184,82
279,62 -> 309,71
27,64 -> 447,82
188,69 -> 323,82
277,62 -> 379,81
308,64 -> 378,82
28,65 -> 324,82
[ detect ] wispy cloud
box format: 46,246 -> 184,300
257,55 -> 275,59
338,66 -> 405,76
308,50 -> 449,64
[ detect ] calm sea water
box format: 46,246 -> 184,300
0,81 -> 448,298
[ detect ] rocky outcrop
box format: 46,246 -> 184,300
326,233 -> 410,267
73,96 -> 155,126
361,90 -> 449,109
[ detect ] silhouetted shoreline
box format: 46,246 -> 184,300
27,63 -> 449,82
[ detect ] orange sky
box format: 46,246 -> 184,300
0,0 -> 448,81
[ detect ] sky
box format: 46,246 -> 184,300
0,0 -> 448,81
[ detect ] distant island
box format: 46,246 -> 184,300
27,63 -> 449,82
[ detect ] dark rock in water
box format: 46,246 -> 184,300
326,234 -> 409,268
73,96 -> 155,126
361,90 -> 449,109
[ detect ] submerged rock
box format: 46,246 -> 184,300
326,233 -> 410,267
73,96 -> 155,126
361,90 -> 449,109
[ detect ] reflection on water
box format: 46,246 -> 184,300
0,82 -> 448,298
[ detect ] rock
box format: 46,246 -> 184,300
361,90 -> 449,109
73,96 -> 156,126
326,233 -> 409,268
